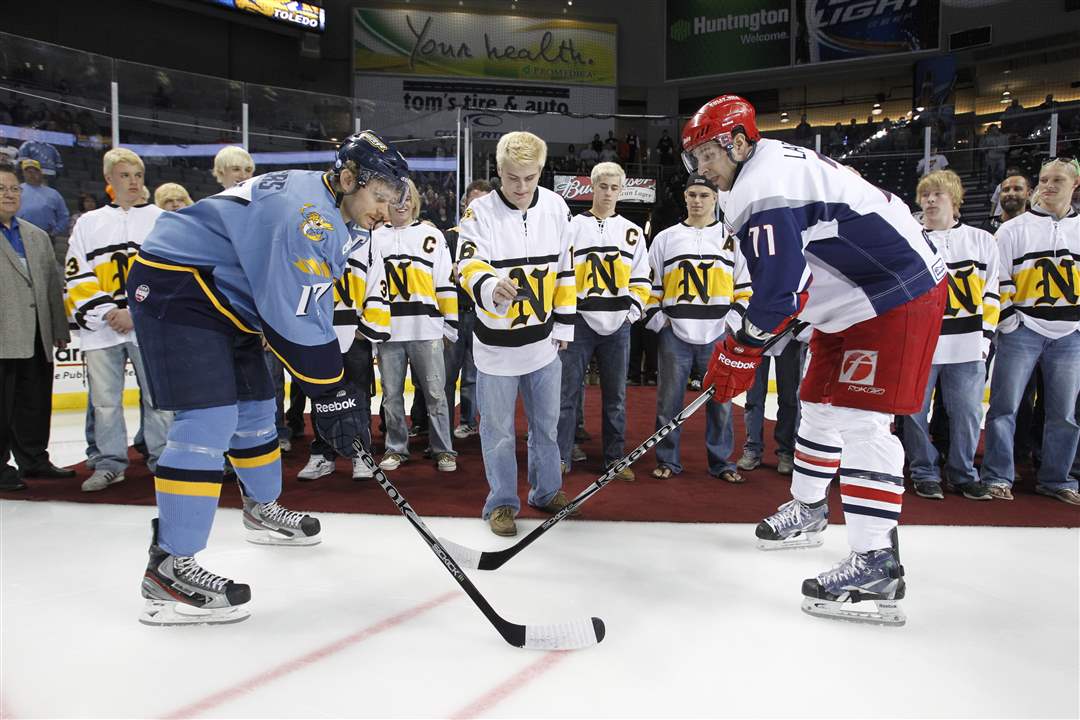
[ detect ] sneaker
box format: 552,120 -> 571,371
408,425 -> 428,439
81,469 -> 125,492
776,454 -> 794,475
914,481 -> 944,499
944,480 -> 992,501
489,506 -> 517,536
688,378 -> 702,391
1035,485 -> 1080,506
571,445 -> 587,463
379,452 -> 407,471
736,451 -> 761,471
453,424 -> 478,440
297,455 -> 335,482
575,427 -> 591,443
422,446 -> 434,459
609,465 -> 635,482
278,437 -> 292,453
988,484 -> 1013,501
352,457 -> 373,481
531,490 -> 578,515
436,453 -> 457,472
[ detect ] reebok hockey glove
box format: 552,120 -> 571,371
703,334 -> 763,404
311,384 -> 366,458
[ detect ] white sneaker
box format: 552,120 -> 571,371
436,453 -> 457,472
352,457 -> 374,481
297,455 -> 335,482
379,453 -> 406,471
82,469 -> 124,492
453,424 -> 478,440
279,437 -> 292,453
571,445 -> 587,463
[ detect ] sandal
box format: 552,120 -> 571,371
715,469 -> 744,484
651,465 -> 674,479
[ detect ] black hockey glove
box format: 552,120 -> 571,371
311,384 -> 365,458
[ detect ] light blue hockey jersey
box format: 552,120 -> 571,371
134,170 -> 361,393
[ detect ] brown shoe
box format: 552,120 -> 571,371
612,466 -> 635,482
531,490 -> 579,516
1035,486 -> 1080,506
988,484 -> 1013,501
488,506 -> 517,536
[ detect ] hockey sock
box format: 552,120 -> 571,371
836,412 -> 905,553
227,399 -> 282,504
156,404 -> 239,556
791,402 -> 843,504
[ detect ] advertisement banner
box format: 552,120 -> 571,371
794,0 -> 940,64
198,1 -> 326,32
666,0 -> 792,80
52,335 -> 139,409
354,7 -> 617,86
554,175 -> 657,204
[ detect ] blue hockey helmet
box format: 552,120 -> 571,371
332,130 -> 410,208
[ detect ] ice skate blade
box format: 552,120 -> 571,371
800,597 -> 906,626
139,600 -> 250,626
244,528 -> 321,546
757,533 -> 824,551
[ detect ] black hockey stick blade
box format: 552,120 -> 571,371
438,319 -> 811,572
352,439 -> 604,650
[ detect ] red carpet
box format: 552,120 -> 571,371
5,387 -> 1078,527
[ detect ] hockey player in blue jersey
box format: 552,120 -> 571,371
127,131 -> 409,625
682,96 -> 948,626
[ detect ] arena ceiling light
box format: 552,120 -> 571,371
872,102 -> 883,116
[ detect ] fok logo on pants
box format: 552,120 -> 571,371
839,350 -> 878,385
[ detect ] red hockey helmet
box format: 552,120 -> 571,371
681,95 -> 760,173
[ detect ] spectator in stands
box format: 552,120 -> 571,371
17,140 -> 63,177
828,122 -> 845,157
68,193 -> 99,234
65,148 -> 171,491
578,142 -> 599,170
646,176 -> 748,482
1001,98 -> 1024,135
794,114 -> 813,147
916,147 -> 949,176
736,331 -> 805,476
0,163 -> 73,491
212,145 -> 255,189
982,124 -> 1009,189
982,158 -> 1080,504
626,131 -> 640,164
0,141 -> 16,165
591,133 -> 604,155
16,159 -> 68,255
154,183 -> 193,211
600,140 -> 620,163
904,170 -> 998,501
372,179 -> 457,474
984,170 -> 1030,233
656,130 -> 675,166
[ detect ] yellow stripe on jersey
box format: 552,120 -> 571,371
661,261 -> 734,303
132,255 -> 259,334
294,258 -> 333,278
154,477 -> 222,498
573,253 -> 633,296
436,294 -> 458,317
945,269 -> 988,317
1010,260 -> 1080,307
384,263 -> 437,303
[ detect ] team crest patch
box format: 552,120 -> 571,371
134,284 -> 150,302
461,206 -> 476,222
839,350 -> 878,385
300,203 -> 334,242
357,131 -> 388,151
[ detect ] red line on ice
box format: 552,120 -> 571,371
161,591 -> 458,719
448,651 -> 571,719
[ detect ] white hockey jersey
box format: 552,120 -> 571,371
720,138 -> 946,336
996,206 -> 1080,340
372,221 -> 457,343
644,220 -> 751,345
65,202 -> 163,351
457,187 -> 576,376
332,229 -> 388,352
568,211 -> 651,335
924,222 -> 1000,364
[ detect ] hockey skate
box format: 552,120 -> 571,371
755,498 -> 828,550
140,519 -> 251,626
801,529 -> 906,627
242,494 -> 322,546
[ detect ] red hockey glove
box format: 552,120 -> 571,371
704,334 -> 764,404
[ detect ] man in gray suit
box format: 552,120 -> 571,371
0,163 -> 73,491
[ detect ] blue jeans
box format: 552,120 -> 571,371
443,309 -> 478,427
377,339 -> 454,456
478,355 -> 562,518
557,317 -> 630,469
742,340 -> 804,458
902,360 -> 986,485
983,326 -> 1080,491
83,341 -> 171,473
654,327 -> 735,475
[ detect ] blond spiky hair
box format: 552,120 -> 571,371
496,131 -> 547,171
212,146 -> 255,184
590,161 -> 626,186
103,148 -> 144,178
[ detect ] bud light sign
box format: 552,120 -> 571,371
553,175 -> 657,204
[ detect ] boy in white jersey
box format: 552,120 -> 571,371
457,131 -> 576,536
645,175 -> 749,482
983,158 -> 1080,505
371,179 -> 457,473
557,162 -> 650,480
902,170 -> 998,501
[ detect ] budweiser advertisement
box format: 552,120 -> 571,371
553,175 -> 657,204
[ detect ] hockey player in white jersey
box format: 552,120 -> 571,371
683,95 -> 948,625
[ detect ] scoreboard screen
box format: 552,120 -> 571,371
198,0 -> 325,33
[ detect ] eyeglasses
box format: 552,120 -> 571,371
0,185 -> 21,195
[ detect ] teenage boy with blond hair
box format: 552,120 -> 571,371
457,131 -> 576,536
557,161 -> 650,480
212,146 -> 255,189
902,169 -> 999,501
65,147 -> 172,491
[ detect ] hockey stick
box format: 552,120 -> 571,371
438,321 -> 810,572
352,438 -> 604,650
